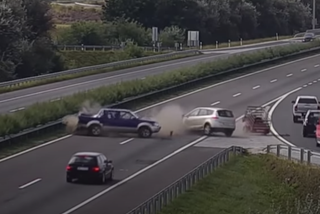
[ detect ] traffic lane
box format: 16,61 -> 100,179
0,135 -> 203,214
0,53 -> 228,113
0,41 -> 299,113
272,82 -> 320,152
69,146 -> 224,214
139,54 -> 320,118
0,136 -> 127,196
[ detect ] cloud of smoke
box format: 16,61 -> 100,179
62,100 -> 102,133
145,104 -> 191,137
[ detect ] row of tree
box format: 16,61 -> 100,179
103,0 -> 315,43
0,0 -> 64,81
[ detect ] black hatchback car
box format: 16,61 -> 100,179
66,152 -> 114,184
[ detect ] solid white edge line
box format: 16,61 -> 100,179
268,87 -> 302,147
119,138 -> 134,145
60,91 -> 292,214
2,52 -> 320,163
19,178 -> 42,189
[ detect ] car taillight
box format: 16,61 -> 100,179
212,117 -> 219,119
92,167 -> 100,172
66,166 -> 71,170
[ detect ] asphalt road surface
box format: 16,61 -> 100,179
0,53 -> 319,214
0,40 -> 292,114
272,78 -> 320,152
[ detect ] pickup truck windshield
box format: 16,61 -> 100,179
298,98 -> 317,104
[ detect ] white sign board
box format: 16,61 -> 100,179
152,27 -> 158,42
187,31 -> 200,47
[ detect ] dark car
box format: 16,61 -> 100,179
303,33 -> 315,42
77,108 -> 161,138
302,110 -> 320,137
66,152 -> 114,184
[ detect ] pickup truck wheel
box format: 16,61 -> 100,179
293,116 -> 298,123
138,126 -> 152,138
303,129 -> 307,137
88,124 -> 102,136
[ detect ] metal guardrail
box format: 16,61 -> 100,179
266,144 -> 320,165
0,50 -> 199,89
1,45 -> 320,146
57,45 -> 178,52
126,146 -> 245,214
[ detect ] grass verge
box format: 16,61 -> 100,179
158,155 -> 300,214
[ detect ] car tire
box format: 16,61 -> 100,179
100,173 -> 106,184
293,116 -> 298,123
66,177 -> 72,183
303,129 -> 307,137
138,126 -> 152,138
88,124 -> 102,136
203,123 -> 212,135
317,143 -> 320,147
109,171 -> 114,181
224,129 -> 233,137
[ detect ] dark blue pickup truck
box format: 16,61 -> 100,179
77,108 -> 161,138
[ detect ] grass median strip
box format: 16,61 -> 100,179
158,154 -> 319,214
0,41 -> 319,138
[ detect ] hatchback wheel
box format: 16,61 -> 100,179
203,124 -> 212,135
138,126 -> 152,138
66,177 -> 72,183
109,171 -> 114,181
100,173 -> 106,184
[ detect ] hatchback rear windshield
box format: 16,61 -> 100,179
69,156 -> 97,165
217,110 -> 234,118
298,98 -> 317,104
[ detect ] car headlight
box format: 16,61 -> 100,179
153,122 -> 160,127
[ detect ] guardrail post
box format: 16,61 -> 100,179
216,41 -> 218,49
276,144 -> 281,157
240,38 -> 243,46
228,40 -> 231,47
307,150 -> 312,164
300,148 -> 304,163
266,145 -> 271,153
288,146 -> 292,160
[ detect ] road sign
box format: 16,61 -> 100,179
152,27 -> 158,42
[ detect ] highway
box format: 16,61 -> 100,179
0,40 -> 292,114
0,53 -> 319,214
272,79 -> 320,152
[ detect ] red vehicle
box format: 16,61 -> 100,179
242,106 -> 270,135
316,117 -> 320,147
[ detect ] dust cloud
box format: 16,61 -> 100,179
145,104 -> 190,137
62,100 -> 102,133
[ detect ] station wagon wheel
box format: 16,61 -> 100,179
89,124 -> 102,136
138,126 -> 152,138
203,124 -> 211,135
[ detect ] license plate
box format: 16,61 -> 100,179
77,167 -> 88,171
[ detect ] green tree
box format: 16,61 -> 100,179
159,26 -> 185,46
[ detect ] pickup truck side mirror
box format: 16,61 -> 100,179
291,101 -> 295,104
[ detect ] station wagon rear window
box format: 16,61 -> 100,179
217,110 -> 234,118
69,156 -> 97,165
298,98 -> 317,104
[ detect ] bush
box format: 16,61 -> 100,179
60,44 -> 159,68
0,41 -> 320,137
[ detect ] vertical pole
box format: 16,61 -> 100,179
313,0 -> 316,29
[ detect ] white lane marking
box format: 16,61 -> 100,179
9,107 -> 25,113
232,93 -> 241,97
303,85 -> 308,87
268,87 -> 302,147
308,82 -> 312,85
119,138 -> 134,145
318,78 -> 320,81
2,53 -> 320,163
19,178 -> 41,189
1,52 -> 320,106
252,85 -> 260,90
315,64 -> 319,67
301,69 -> 307,72
270,79 -> 277,83
210,101 -> 220,106
50,98 -> 61,102
286,73 -> 293,77
60,87 -> 292,214
314,80 -> 317,83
